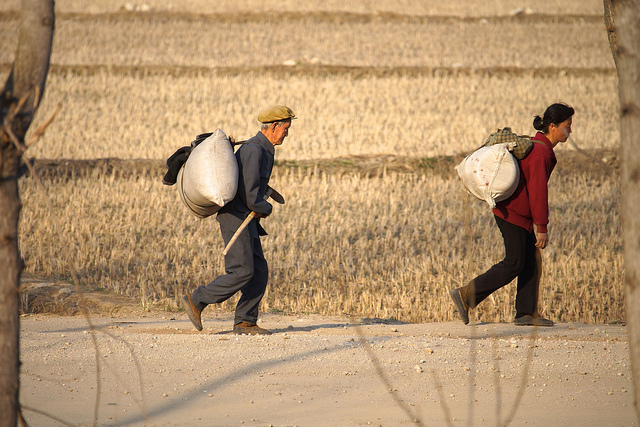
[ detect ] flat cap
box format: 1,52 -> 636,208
257,105 -> 296,123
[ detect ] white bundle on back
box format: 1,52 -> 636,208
456,142 -> 520,208
177,129 -> 238,218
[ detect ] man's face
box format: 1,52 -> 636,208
265,121 -> 291,146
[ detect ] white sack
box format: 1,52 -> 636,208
456,143 -> 520,208
177,129 -> 238,218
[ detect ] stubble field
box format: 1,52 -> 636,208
1,0 -> 624,324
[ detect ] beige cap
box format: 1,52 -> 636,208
257,105 -> 296,123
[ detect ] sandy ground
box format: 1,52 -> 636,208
19,312 -> 637,427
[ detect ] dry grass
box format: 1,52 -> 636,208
18,166 -> 623,324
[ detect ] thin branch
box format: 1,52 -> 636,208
6,86 -> 35,123
25,102 -> 61,147
33,87 -> 41,110
3,123 -> 45,195
3,123 -> 27,155
2,87 -> 40,155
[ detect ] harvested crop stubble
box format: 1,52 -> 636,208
19,167 -> 622,324
21,70 -> 618,161
0,17 -> 612,70
0,0 -> 606,16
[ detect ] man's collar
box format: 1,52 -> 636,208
255,131 -> 275,154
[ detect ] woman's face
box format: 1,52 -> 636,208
549,117 -> 572,146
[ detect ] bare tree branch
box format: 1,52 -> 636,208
25,102 -> 61,147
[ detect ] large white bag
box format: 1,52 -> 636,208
456,142 -> 520,208
177,129 -> 238,218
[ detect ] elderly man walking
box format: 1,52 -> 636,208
181,105 -> 295,335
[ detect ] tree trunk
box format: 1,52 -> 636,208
0,1 -> 54,425
608,0 -> 640,419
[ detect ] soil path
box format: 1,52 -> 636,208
20,313 -> 636,426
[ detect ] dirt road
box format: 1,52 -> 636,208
20,312 -> 636,426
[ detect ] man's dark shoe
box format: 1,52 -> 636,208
181,295 -> 203,331
449,287 -> 469,325
514,315 -> 554,327
233,322 -> 272,335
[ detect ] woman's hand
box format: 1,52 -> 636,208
535,231 -> 549,249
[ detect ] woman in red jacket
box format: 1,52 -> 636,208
450,103 -> 575,326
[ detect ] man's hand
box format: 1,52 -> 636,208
535,231 -> 548,249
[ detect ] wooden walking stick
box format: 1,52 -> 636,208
222,186 -> 284,255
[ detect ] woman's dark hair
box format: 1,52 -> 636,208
533,103 -> 575,133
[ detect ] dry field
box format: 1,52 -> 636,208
0,69 -> 618,161
0,0 -> 608,15
3,0 -> 624,323
0,1 -> 617,161
18,158 -> 622,324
